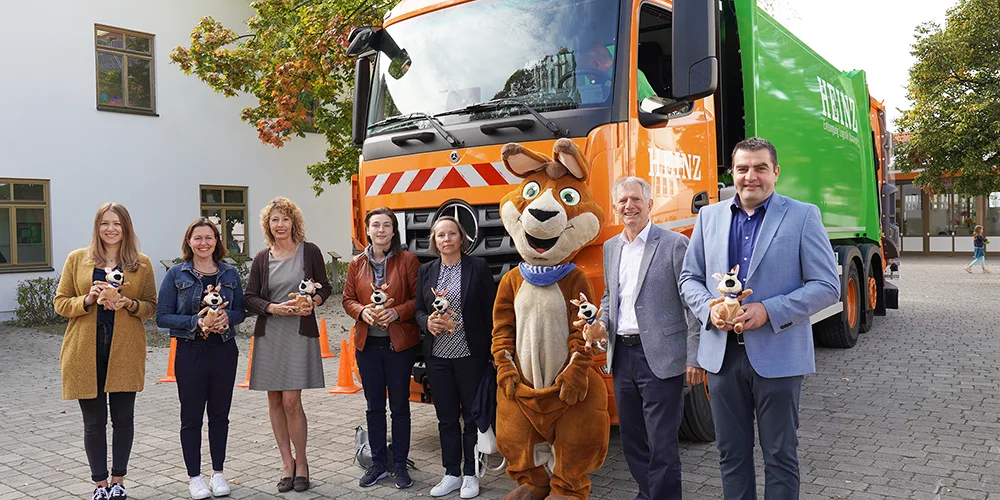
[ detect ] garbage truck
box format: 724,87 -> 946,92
344,0 -> 900,442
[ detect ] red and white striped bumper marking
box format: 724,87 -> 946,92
364,162 -> 519,197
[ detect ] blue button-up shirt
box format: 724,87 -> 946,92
729,194 -> 773,285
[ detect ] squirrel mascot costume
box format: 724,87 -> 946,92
493,138 -> 608,500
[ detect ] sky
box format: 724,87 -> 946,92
773,0 -> 955,131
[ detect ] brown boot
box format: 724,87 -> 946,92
505,484 -> 545,500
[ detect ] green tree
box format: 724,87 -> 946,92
171,0 -> 398,194
895,0 -> 1000,195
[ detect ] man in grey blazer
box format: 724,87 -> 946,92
587,176 -> 693,500
680,138 -> 840,499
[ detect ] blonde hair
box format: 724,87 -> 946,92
974,225 -> 984,236
260,196 -> 306,247
89,202 -> 141,272
428,216 -> 470,255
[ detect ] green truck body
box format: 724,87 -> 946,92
734,0 -> 882,245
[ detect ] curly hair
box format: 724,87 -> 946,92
260,196 -> 306,247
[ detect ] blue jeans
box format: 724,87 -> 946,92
355,336 -> 418,469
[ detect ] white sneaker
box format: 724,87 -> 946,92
189,476 -> 211,500
210,473 -> 231,497
430,474 -> 462,497
461,475 -> 480,498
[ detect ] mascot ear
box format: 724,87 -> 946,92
553,138 -> 590,181
711,273 -> 726,281
501,143 -> 552,178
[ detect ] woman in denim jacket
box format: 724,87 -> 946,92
156,217 -> 246,499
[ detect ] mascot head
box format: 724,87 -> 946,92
499,138 -> 604,267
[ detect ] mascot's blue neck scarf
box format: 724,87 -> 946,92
519,262 -> 576,286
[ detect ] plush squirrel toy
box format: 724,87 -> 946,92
428,287 -> 459,335
361,282 -> 394,328
94,267 -> 129,307
197,284 -> 230,334
289,278 -> 322,310
570,292 -> 605,352
492,138 -> 608,500
707,265 -> 753,334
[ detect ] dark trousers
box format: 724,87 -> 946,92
355,336 -> 418,470
426,355 -> 487,477
707,339 -> 803,500
79,392 -> 136,482
612,336 -> 684,500
175,337 -> 239,477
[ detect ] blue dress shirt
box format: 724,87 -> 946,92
729,194 -> 773,285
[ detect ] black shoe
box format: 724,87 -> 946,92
107,483 -> 127,500
359,464 -> 388,487
393,466 -> 412,489
91,487 -> 110,500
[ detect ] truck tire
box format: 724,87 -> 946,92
679,383 -> 715,442
814,260 -> 861,348
860,260 -> 876,333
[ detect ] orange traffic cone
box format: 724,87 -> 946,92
157,338 -> 177,383
350,338 -> 362,385
329,339 -> 362,394
318,318 -> 335,359
237,337 -> 254,389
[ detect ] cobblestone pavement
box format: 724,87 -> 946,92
2,255 -> 999,499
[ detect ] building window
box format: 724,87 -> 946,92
928,193 -> 953,236
953,194 -> 977,236
200,186 -> 248,256
902,184 -> 922,237
0,179 -> 51,269
987,192 -> 1000,235
95,24 -> 155,115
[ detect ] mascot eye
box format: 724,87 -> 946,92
522,181 -> 541,200
559,187 -> 581,206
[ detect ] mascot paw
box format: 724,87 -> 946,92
558,382 -> 586,405
498,372 -> 519,399
733,323 -> 744,334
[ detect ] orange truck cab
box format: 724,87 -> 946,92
344,0 -> 899,442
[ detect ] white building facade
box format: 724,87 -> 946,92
0,0 -> 352,318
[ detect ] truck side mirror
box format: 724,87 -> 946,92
347,27 -> 375,57
672,0 -> 719,101
352,56 -> 372,147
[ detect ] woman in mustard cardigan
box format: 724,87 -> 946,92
54,202 -> 157,500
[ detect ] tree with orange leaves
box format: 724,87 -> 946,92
171,0 -> 398,194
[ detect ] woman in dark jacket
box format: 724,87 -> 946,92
243,196 -> 331,493
156,217 -> 246,499
343,206 -> 421,490
415,216 -> 496,499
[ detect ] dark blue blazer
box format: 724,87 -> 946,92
415,254 -> 497,360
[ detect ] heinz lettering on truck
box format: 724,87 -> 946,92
343,0 -> 900,442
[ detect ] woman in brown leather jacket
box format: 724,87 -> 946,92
342,207 -> 420,490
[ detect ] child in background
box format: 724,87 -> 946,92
965,225 -> 990,273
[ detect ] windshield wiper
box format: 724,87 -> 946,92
437,98 -> 567,137
369,112 -> 463,148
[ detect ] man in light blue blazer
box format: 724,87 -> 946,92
679,138 -> 840,499
588,176 -> 694,500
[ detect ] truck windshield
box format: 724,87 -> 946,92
367,0 -> 621,135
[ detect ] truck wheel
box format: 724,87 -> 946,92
815,261 -> 861,348
859,269 -> 876,333
858,245 -> 880,333
679,382 -> 715,442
